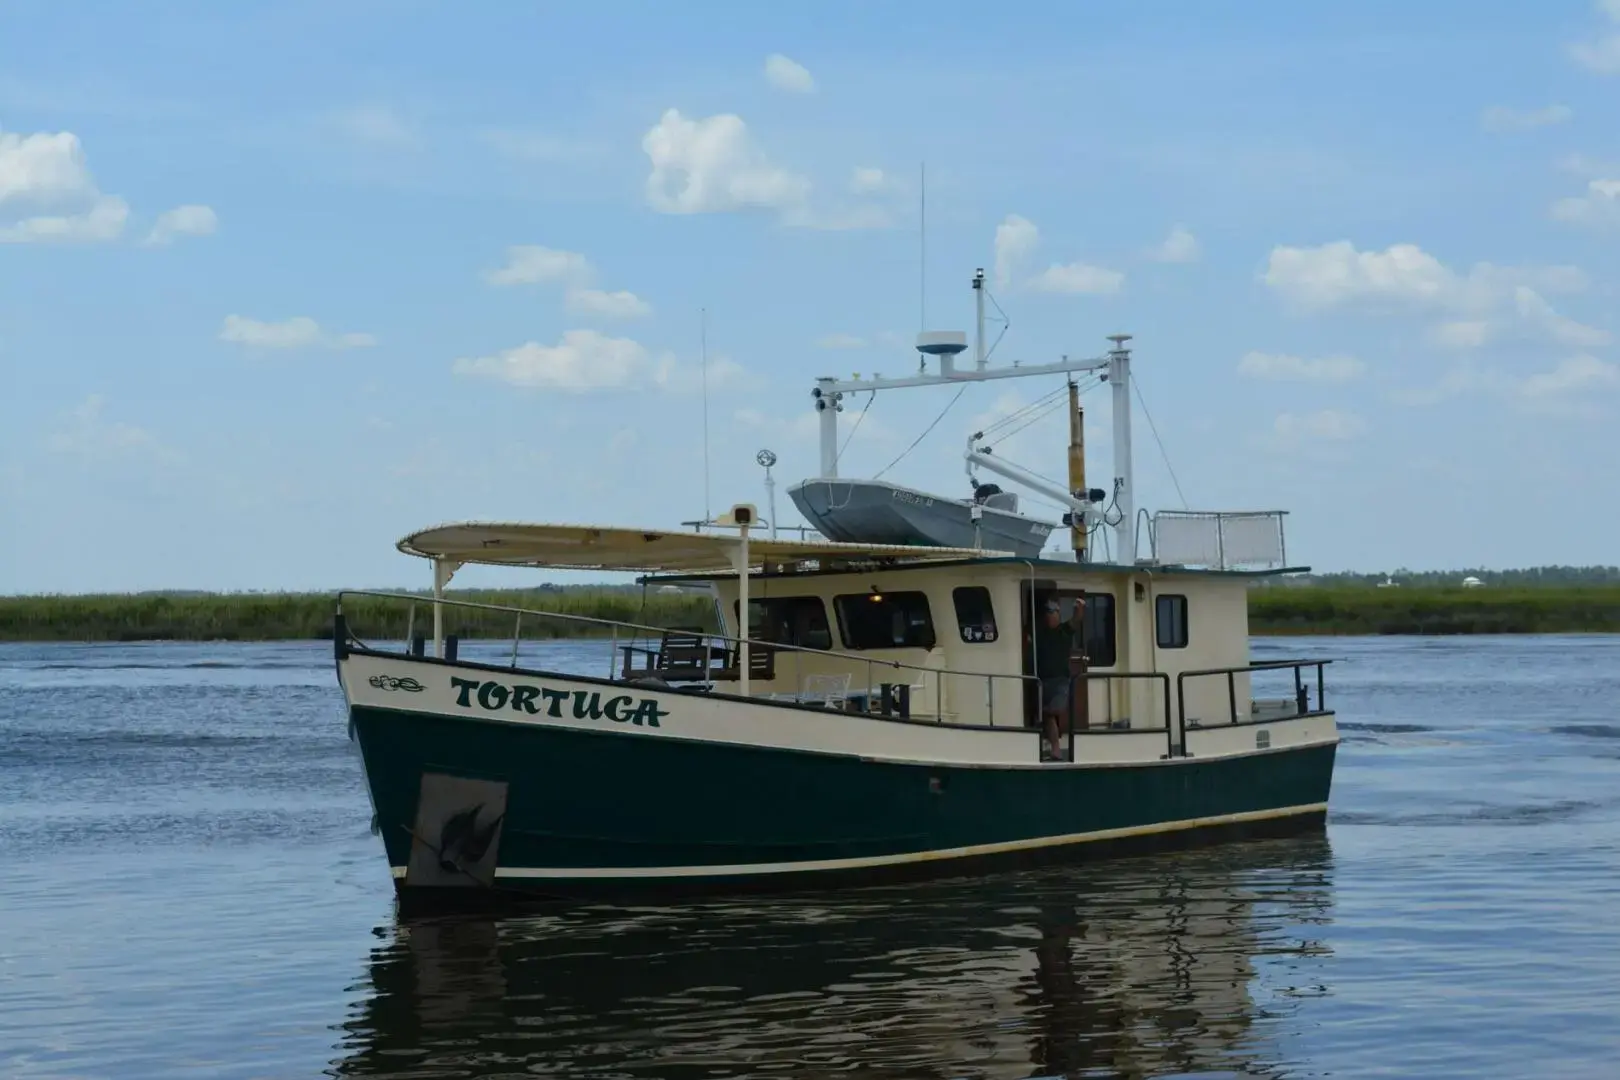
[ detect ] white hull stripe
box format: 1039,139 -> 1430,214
385,801 -> 1327,882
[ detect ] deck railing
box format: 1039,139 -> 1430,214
335,589 -> 1041,729
334,591 -> 1337,745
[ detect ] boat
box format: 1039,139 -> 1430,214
332,269 -> 1338,911
787,475 -> 1055,557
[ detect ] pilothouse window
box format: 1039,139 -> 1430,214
952,586 -> 998,643
1155,594 -> 1189,649
834,590 -> 936,650
735,597 -> 832,650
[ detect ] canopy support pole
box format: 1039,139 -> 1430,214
735,523 -> 752,698
431,558 -> 461,658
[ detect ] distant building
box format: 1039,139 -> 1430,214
1461,575 -> 1484,588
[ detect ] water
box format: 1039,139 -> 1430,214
2,635 -> 1618,1078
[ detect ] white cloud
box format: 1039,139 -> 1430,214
1511,287 -> 1611,348
1520,353 -> 1620,398
639,108 -> 887,230
764,54 -> 816,93
850,167 -> 889,193
817,333 -> 868,349
1571,0 -> 1620,73
1480,104 -> 1573,132
484,245 -> 649,317
484,245 -> 592,286
642,108 -> 811,216
653,353 -> 751,394
452,329 -> 650,391
0,196 -> 127,243
1398,355 -> 1620,415
1552,178 -> 1620,226
328,104 -> 421,150
1431,320 -> 1493,349
993,214 -> 1039,289
1147,225 -> 1200,263
1273,410 -> 1365,442
564,287 -> 652,319
144,204 -> 217,245
219,315 -> 376,350
1238,351 -> 1364,382
46,395 -> 175,463
993,213 -> 1123,294
0,126 -> 129,244
1029,262 -> 1124,295
1263,240 -> 1603,349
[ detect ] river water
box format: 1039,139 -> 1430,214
1,634 -> 1618,1079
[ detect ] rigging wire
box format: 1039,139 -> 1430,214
834,390 -> 876,466
874,384 -> 968,480
1132,375 -> 1188,509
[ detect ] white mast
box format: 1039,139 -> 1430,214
1107,334 -> 1135,563
973,267 -> 986,370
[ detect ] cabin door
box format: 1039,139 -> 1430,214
1019,581 -> 1092,733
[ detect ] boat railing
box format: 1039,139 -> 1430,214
334,589 -> 1044,728
1059,671 -> 1175,762
1174,658 -> 1335,743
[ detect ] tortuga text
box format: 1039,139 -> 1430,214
450,677 -> 669,728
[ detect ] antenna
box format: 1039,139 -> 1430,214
919,161 -> 926,334
701,307 -> 711,526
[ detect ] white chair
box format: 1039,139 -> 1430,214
800,672 -> 852,708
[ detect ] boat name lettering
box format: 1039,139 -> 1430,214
890,489 -> 934,507
449,677 -> 667,727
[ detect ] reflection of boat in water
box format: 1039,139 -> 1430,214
331,836 -> 1336,1079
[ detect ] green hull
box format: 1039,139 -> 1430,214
350,703 -> 1335,908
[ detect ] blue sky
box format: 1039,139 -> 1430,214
4,0 -> 1620,593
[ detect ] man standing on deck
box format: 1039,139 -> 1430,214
1034,596 -> 1084,760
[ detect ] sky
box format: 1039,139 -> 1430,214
4,0 -> 1620,594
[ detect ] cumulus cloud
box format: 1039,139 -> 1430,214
452,331 -> 748,393
1238,351 -> 1364,381
484,245 -> 592,287
453,330 -> 649,391
1398,354 -> 1620,415
327,104 -> 421,149
1570,0 -> 1620,73
1552,178 -> 1620,226
993,214 -> 1040,290
1481,104 -> 1572,132
640,108 -> 886,230
850,167 -> 889,193
1029,262 -> 1124,294
219,315 -> 376,350
144,204 -> 218,245
993,213 -> 1123,294
764,54 -> 816,93
1263,240 -> 1604,349
564,288 -> 652,319
46,395 -> 158,459
483,244 -> 650,319
1147,225 -> 1200,263
642,108 -> 811,216
0,126 -> 129,244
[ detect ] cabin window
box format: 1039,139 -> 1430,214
1083,592 -> 1117,667
1155,594 -> 1189,649
952,586 -> 998,644
834,590 -> 936,650
735,597 -> 832,650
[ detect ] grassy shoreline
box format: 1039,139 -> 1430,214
2,584 -> 1619,642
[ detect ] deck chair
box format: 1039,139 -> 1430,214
654,627 -> 714,683
800,672 -> 852,708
